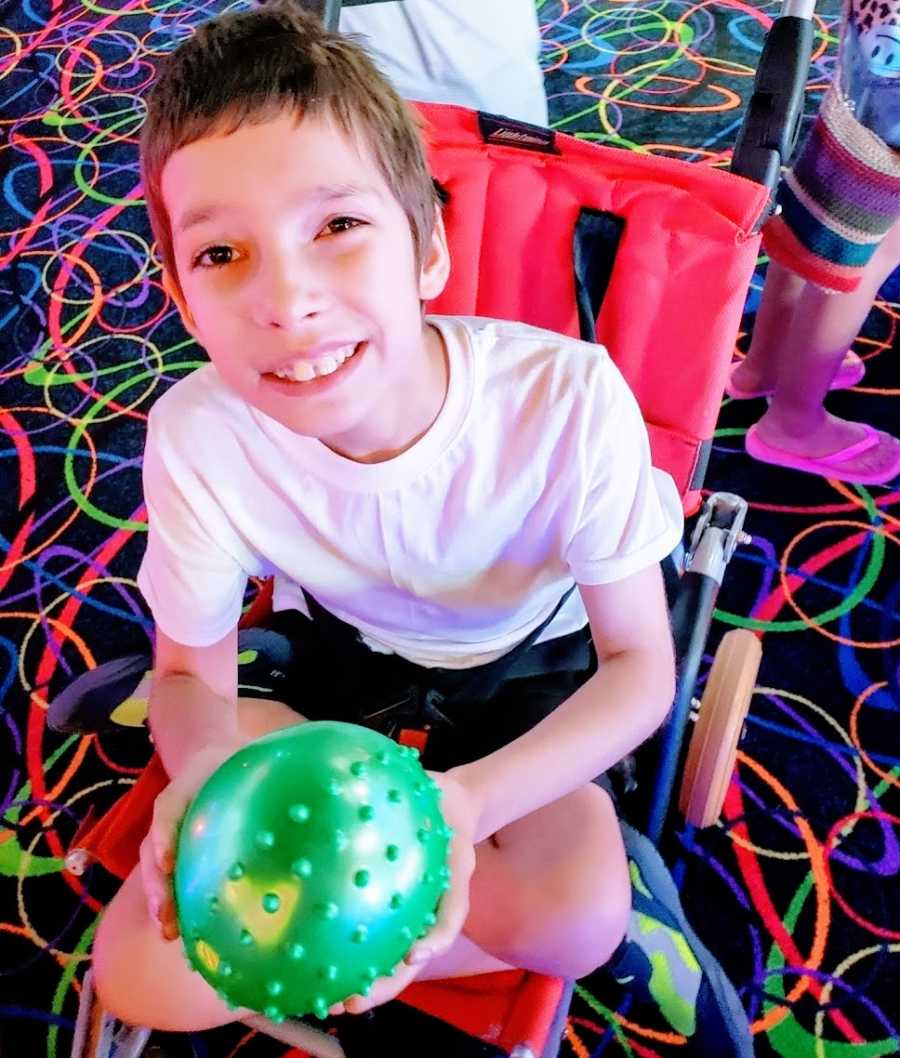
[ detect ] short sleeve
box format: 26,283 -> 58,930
565,360 -> 683,584
136,406 -> 251,647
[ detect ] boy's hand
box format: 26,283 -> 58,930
139,737 -> 248,942
329,769 -> 482,1016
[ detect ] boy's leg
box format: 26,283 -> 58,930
94,867 -> 254,1032
93,746 -> 751,1055
93,869 -> 345,1057
431,783 -> 752,1058
450,782 -> 630,980
424,782 -> 752,1057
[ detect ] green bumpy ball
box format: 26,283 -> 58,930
173,721 -> 452,1021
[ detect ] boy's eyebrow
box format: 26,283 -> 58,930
174,183 -> 377,235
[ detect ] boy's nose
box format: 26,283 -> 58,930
252,258 -> 327,330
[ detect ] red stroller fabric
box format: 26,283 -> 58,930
420,101 -> 768,513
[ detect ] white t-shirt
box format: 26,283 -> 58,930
339,0 -> 549,127
137,316 -> 683,667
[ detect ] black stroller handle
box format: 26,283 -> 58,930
730,0 -> 816,226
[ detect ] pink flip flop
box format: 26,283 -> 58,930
745,423 -> 900,485
725,350 -> 865,400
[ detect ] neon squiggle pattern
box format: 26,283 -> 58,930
2,1 -> 898,1056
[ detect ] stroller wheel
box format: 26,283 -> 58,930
678,629 -> 761,828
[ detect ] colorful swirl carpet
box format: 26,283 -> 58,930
1,1 -> 898,1056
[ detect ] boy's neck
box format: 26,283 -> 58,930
321,321 -> 448,464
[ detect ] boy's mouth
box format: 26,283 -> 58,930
266,342 -> 363,384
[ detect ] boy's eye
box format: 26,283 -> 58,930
323,216 -> 364,236
193,245 -> 235,269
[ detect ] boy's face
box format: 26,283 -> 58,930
160,110 -> 449,455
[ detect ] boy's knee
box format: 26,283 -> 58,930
564,789 -> 630,955
486,785 -> 631,978
500,841 -> 629,979
92,883 -> 161,1028
91,872 -> 243,1033
91,898 -> 135,1025
550,854 -> 630,977
578,884 -> 630,976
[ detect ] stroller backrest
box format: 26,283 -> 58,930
420,103 -> 768,513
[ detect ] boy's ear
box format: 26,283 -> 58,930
161,268 -> 199,337
417,211 -> 451,302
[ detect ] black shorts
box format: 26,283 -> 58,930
238,593 -> 597,773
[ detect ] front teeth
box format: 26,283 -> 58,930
272,343 -> 358,382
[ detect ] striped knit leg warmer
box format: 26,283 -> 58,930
763,82 -> 900,293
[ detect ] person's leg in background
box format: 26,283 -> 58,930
741,219 -> 900,479
730,0 -> 900,483
727,258 -> 865,400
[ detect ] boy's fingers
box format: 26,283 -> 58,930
138,834 -> 171,929
344,959 -> 420,1013
149,827 -> 172,878
150,781 -> 190,875
421,838 -> 475,955
150,799 -> 178,875
160,897 -> 181,941
403,799 -> 477,966
407,876 -> 469,963
408,894 -> 462,959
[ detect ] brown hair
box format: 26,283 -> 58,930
140,1 -> 439,290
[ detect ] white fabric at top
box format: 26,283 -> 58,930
339,0 -> 549,126
137,316 -> 683,666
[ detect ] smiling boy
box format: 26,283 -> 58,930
89,5 -> 751,1055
